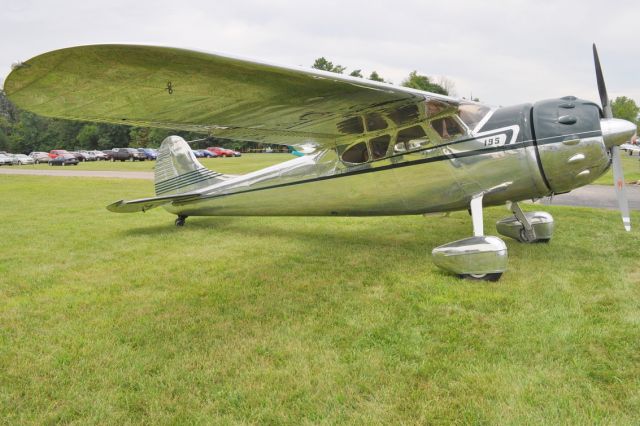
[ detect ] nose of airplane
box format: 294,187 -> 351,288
601,118 -> 637,149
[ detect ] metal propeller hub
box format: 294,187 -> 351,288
601,118 -> 638,149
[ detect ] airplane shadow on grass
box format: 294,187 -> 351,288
119,215 -> 507,281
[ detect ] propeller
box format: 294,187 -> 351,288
593,43 -> 631,231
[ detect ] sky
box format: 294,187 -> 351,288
1,0 -> 638,107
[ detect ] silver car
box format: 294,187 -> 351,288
89,150 -> 108,161
29,152 -> 50,164
0,154 -> 15,165
12,154 -> 35,165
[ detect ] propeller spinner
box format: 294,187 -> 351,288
593,44 -> 636,231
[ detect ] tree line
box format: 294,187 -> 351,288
1,58 -> 637,154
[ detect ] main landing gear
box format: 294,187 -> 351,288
432,193 -> 508,281
432,197 -> 555,281
175,215 -> 188,227
496,202 -> 554,243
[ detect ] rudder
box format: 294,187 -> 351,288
154,136 -> 223,196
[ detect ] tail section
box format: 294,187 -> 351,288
154,136 -> 224,196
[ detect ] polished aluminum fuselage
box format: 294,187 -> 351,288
165,101 -> 609,217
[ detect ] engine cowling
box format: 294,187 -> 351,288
532,97 -> 609,194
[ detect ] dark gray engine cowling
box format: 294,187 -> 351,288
532,97 -> 609,194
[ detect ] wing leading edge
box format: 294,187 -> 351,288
4,44 -> 460,148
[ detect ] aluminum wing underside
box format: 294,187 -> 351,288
4,44 -> 457,148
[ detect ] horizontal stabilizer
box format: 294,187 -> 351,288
107,193 -> 200,213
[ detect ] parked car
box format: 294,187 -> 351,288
49,149 -> 72,159
48,154 -> 79,166
137,147 -> 158,160
79,151 -> 97,161
231,150 -> 242,157
68,151 -> 88,161
621,143 -> 640,156
192,149 -> 205,158
0,154 -> 15,165
12,154 -> 35,165
29,152 -> 50,163
89,150 -> 108,161
198,149 -> 218,158
206,146 -> 235,157
109,147 -> 146,161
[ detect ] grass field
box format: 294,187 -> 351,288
593,153 -> 640,185
18,152 -> 640,185
1,164 -> 640,423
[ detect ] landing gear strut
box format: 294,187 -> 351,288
175,215 -> 187,227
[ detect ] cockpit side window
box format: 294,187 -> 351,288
365,113 -> 388,131
395,125 -> 430,152
458,103 -> 491,130
341,141 -> 369,164
431,117 -> 465,140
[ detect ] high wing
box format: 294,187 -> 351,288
4,44 -> 460,149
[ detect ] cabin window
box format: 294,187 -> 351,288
341,141 -> 369,164
395,125 -> 430,152
337,116 -> 364,134
431,117 -> 465,140
365,113 -> 388,131
387,104 -> 420,125
370,135 -> 391,160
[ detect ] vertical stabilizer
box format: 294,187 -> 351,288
154,136 -> 223,196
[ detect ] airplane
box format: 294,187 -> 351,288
3,44 -> 637,281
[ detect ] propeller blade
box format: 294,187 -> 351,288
611,146 -> 631,231
593,43 -> 613,119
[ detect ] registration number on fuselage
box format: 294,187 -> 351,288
478,134 -> 507,147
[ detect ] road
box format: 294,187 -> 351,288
0,168 -> 154,180
539,184 -> 640,211
1,167 -> 639,210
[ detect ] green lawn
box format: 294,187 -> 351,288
592,153 -> 640,185
1,174 -> 639,424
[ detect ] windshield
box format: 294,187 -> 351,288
458,102 -> 491,131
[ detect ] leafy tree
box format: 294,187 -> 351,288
611,96 -> 639,123
401,71 -> 448,95
46,119 -> 84,150
349,69 -> 363,78
0,128 -> 9,152
76,124 -> 101,149
0,90 -> 19,122
312,57 -> 346,74
97,123 -> 131,149
129,127 -> 150,148
368,71 -> 384,82
9,112 -> 54,153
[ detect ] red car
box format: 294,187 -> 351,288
49,149 -> 71,159
206,146 -> 235,157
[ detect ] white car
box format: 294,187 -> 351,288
12,154 -> 35,165
89,150 -> 108,160
620,143 -> 640,156
0,154 -> 15,165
